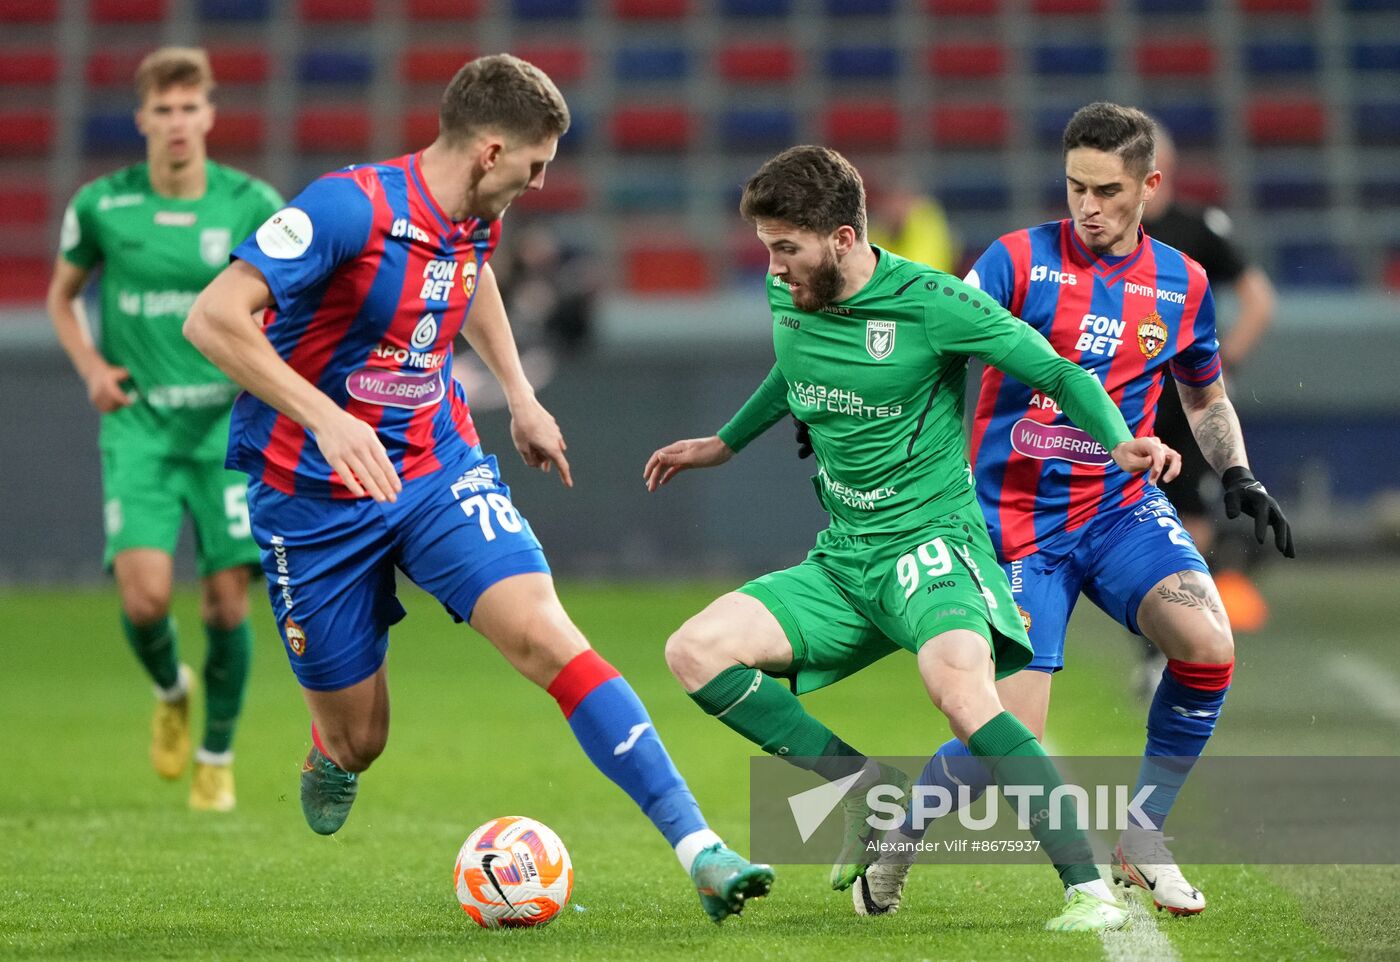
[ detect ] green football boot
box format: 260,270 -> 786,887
689,843 -> 775,923
831,764 -> 912,891
1046,889 -> 1131,932
299,746 -> 358,835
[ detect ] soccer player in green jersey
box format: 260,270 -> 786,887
46,48 -> 283,812
645,146 -> 1178,932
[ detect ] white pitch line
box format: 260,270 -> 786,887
1327,656 -> 1400,725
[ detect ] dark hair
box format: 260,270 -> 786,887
439,53 -> 570,147
739,145 -> 867,238
1062,102 -> 1156,179
135,47 -> 213,102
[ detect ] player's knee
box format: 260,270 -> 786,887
121,585 -> 172,626
513,605 -> 589,688
200,593 -> 248,630
327,726 -> 387,774
1184,626 -> 1234,666
664,617 -> 729,689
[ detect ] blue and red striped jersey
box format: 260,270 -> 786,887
228,153 -> 500,498
967,220 -> 1221,561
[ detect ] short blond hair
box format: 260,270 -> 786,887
134,47 -> 214,102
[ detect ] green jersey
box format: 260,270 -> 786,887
60,160 -> 282,460
718,248 -> 1132,535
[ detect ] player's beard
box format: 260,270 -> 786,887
791,247 -> 845,312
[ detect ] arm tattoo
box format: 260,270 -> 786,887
1155,571 -> 1224,615
1191,399 -> 1246,474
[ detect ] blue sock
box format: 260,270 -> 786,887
1133,659 -> 1232,830
900,738 -> 993,839
548,650 -> 707,847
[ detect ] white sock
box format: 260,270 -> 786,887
675,829 -> 724,874
1068,879 -> 1116,903
195,748 -> 233,766
155,664 -> 191,703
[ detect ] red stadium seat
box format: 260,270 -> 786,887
613,0 -> 689,15
1383,251 -> 1400,291
86,50 -> 146,87
0,183 -> 49,227
1031,0 -> 1102,11
0,111 -> 54,156
0,256 -> 51,302
512,44 -> 588,83
296,107 -> 372,152
403,108 -> 440,148
624,243 -> 714,294
1174,167 -> 1226,206
402,46 -> 479,86
1136,39 -> 1215,76
1241,0 -> 1313,11
511,169 -> 587,212
824,102 -> 901,149
406,0 -> 483,17
0,0 -> 58,22
1246,97 -> 1327,144
301,0 -> 374,19
207,47 -> 270,85
0,52 -> 59,86
611,106 -> 694,151
931,103 -> 1009,147
206,110 -> 267,152
926,0 -> 1000,13
717,43 -> 798,81
927,42 -> 1006,78
92,0 -> 168,22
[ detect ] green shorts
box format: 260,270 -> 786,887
739,509 -> 1032,695
100,448 -> 259,576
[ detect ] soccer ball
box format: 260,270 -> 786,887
454,816 -> 573,929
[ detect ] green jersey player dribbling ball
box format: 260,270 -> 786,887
47,47 -> 281,813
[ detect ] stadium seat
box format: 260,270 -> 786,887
0,256 -> 51,302
403,108 -> 440,148
1148,101 -> 1218,146
611,106 -> 694,151
1136,39 -> 1214,77
1245,40 -> 1318,74
826,0 -> 895,13
406,0 -> 483,17
607,172 -> 688,211
1246,97 -> 1326,144
1274,242 -> 1359,287
82,111 -> 143,154
927,42 -> 1005,78
1254,175 -> 1330,209
614,46 -> 691,82
1032,0 -> 1103,12
1363,175 -> 1400,206
1035,104 -> 1079,145
718,107 -> 798,149
299,51 -> 374,86
1241,0 -> 1313,11
198,0 -> 271,21
937,179 -> 1012,212
1346,0 -> 1400,9
513,44 -> 588,83
92,0 -> 168,22
86,50 -> 146,88
1137,0 -> 1206,9
613,0 -> 689,15
0,52 -> 59,86
1355,102 -> 1400,145
717,43 -> 798,82
825,46 -> 899,80
1033,42 -> 1109,76
1384,250 -> 1400,290
512,0 -> 584,18
1352,42 -> 1400,71
403,46 -> 479,86
511,169 -> 587,212
823,102 -> 900,149
0,0 -> 58,22
207,47 -> 270,85
296,107 -> 372,152
719,0 -> 790,13
0,183 -> 49,227
1173,167 -> 1226,206
300,0 -> 374,19
624,243 -> 714,294
931,103 -> 1010,148
926,0 -> 1000,13
205,111 -> 267,152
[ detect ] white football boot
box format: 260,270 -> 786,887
1113,827 -> 1206,915
852,832 -> 917,916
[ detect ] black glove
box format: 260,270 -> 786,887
1222,466 -> 1295,558
793,416 -> 812,459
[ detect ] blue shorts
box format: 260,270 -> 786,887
246,451 -> 550,691
1004,492 -> 1209,673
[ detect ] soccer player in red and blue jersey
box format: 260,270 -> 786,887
862,103 -> 1294,917
183,54 -> 772,923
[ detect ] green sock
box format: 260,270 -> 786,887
121,614 -> 179,691
967,711 -> 1099,888
202,621 -> 252,754
689,665 -> 865,779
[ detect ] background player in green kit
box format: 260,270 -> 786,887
645,146 -> 1179,932
45,48 -> 283,812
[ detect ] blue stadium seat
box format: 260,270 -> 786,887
1035,104 -> 1079,145
1363,176 -> 1400,206
938,179 -> 1012,212
1346,0 -> 1400,9
718,108 -> 797,149
1033,42 -> 1109,76
1245,41 -> 1318,74
198,0 -> 270,20
720,0 -> 789,12
1137,0 -> 1206,9
614,46 -> 691,81
1254,176 -> 1330,210
1352,43 -> 1400,71
825,0 -> 894,12
298,51 -> 374,85
1274,243 -> 1360,288
1147,102 -> 1218,146
824,46 -> 899,79
1355,102 -> 1400,145
83,111 -> 143,154
512,0 -> 583,17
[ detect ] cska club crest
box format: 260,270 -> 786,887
285,617 -> 307,657
865,319 -> 896,360
1137,312 -> 1168,359
1018,606 -> 1033,633
462,260 -> 478,299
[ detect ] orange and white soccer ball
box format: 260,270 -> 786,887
454,816 -> 573,929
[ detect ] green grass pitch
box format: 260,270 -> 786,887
3,561 -> 1398,960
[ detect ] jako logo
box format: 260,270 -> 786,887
1030,265 -> 1077,285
